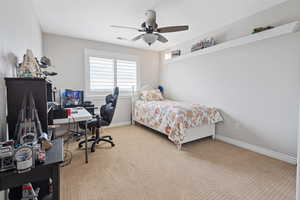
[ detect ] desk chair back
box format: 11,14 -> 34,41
100,87 -> 119,126
78,87 -> 118,152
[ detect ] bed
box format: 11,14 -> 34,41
132,86 -> 223,149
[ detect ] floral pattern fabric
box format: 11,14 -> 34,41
134,100 -> 223,149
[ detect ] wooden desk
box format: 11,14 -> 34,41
0,138 -> 64,200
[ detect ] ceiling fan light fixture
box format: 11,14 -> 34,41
143,33 -> 158,46
111,10 -> 189,46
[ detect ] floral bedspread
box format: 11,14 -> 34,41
133,100 -> 223,148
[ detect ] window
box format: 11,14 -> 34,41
89,57 -> 114,91
85,49 -> 138,96
116,59 -> 137,91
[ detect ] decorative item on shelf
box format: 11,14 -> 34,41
252,26 -> 274,34
17,49 -> 43,78
16,49 -> 57,78
42,71 -> 58,77
165,21 -> 299,64
15,93 -> 41,145
39,56 -> 52,68
39,133 -> 53,151
0,140 -> 15,172
4,93 -> 50,173
164,50 -> 181,60
191,37 -> 216,52
14,145 -> 34,173
39,56 -> 58,78
21,183 -> 39,200
171,50 -> 181,58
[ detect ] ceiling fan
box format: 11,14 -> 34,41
111,10 -> 189,46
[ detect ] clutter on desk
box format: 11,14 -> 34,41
47,102 -> 58,113
52,87 -> 58,102
0,93 -> 52,173
84,101 -> 92,105
16,49 -> 57,79
48,102 -> 67,122
66,108 -> 72,117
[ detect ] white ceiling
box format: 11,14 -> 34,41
32,0 -> 286,51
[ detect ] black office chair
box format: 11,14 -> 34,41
78,87 -> 119,152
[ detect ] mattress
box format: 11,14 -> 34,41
133,99 -> 223,146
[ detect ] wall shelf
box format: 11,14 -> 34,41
165,21 -> 300,64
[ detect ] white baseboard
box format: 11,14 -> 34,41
216,135 -> 297,165
107,121 -> 131,128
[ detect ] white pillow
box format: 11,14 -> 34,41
140,89 -> 164,101
133,85 -> 154,101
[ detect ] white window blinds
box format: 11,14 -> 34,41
88,55 -> 137,93
89,57 -> 114,91
117,59 -> 137,91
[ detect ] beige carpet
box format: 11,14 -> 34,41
60,125 -> 296,200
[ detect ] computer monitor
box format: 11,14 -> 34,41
62,90 -> 84,107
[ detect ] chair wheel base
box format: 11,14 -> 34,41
78,136 -> 114,152
91,144 -> 96,152
91,138 -> 115,152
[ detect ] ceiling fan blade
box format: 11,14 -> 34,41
131,34 -> 144,41
111,25 -> 143,31
155,33 -> 168,43
157,25 -> 189,33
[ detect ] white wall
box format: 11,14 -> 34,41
297,98 -> 300,199
43,33 -> 160,125
168,0 -> 300,56
160,0 -> 300,159
0,0 -> 43,198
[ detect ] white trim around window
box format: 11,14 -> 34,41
84,48 -> 140,98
